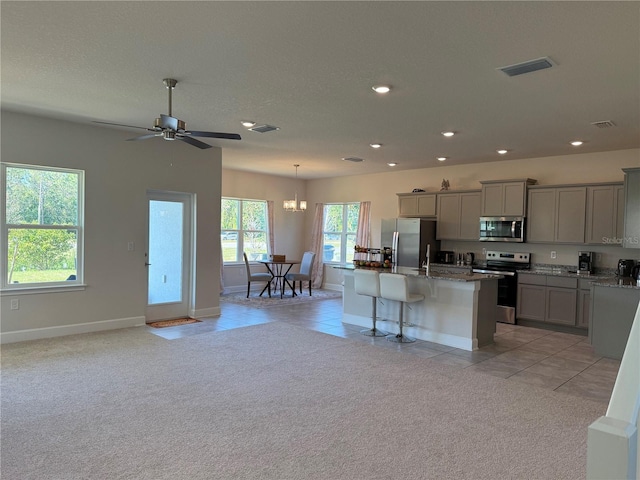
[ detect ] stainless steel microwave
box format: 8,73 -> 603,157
479,217 -> 525,242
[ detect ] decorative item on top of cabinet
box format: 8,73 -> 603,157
436,190 -> 481,240
397,192 -> 437,217
622,167 -> 640,249
480,179 -> 537,217
527,185 -> 587,244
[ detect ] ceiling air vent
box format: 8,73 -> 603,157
248,124 -> 279,133
342,157 -> 364,163
498,57 -> 555,77
591,120 -> 616,128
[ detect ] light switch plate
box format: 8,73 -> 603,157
550,251 -> 557,259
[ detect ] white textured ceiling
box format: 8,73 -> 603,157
2,1 -> 639,179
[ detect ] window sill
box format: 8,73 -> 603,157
1,284 -> 87,296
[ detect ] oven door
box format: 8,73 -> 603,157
473,268 -> 517,324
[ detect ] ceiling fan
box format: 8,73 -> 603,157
94,78 -> 241,149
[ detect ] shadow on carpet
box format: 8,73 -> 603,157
220,288 -> 341,308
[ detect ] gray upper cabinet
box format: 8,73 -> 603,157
397,193 -> 437,217
527,186 -> 587,244
480,179 -> 536,217
622,167 -> 640,249
436,191 -> 481,240
585,183 -> 625,245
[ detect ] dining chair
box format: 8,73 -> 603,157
285,251 -> 315,296
243,252 -> 272,298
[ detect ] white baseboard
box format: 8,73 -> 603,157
191,306 -> 221,318
0,316 -> 145,344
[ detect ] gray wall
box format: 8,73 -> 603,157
1,111 -> 223,339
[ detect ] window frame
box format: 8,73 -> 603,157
1,162 -> 85,293
322,202 -> 359,265
220,197 -> 270,264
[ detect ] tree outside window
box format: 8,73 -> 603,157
221,198 -> 268,262
2,164 -> 83,287
323,203 -> 359,264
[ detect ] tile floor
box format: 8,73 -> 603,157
147,294 -> 620,404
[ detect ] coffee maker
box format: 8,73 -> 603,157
578,251 -> 594,275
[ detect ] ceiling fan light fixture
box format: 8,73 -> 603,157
283,164 -> 306,212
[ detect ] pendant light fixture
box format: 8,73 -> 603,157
283,164 -> 307,212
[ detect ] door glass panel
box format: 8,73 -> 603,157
148,200 -> 183,304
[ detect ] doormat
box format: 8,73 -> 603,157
148,318 -> 201,328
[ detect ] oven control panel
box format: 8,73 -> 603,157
485,251 -> 530,264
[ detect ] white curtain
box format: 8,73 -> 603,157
310,203 -> 324,288
219,242 -> 225,294
355,201 -> 371,248
267,200 -> 274,255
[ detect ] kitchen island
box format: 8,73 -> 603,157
339,266 -> 500,351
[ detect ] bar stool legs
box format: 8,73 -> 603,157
386,300 -> 416,343
353,269 -> 389,337
379,272 -> 424,344
360,296 -> 388,337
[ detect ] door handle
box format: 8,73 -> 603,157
145,262 -> 152,266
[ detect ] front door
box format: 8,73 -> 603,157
145,191 -> 192,322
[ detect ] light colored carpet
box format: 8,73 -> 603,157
1,322 -> 605,479
221,288 -> 341,307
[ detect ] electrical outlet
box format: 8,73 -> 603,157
127,241 -> 135,252
550,251 -> 557,259
482,248 -> 486,256
10,298 -> 19,310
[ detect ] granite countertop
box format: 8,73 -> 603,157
336,265 -> 502,283
590,278 -> 640,289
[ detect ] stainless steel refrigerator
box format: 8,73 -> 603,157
381,218 -> 440,268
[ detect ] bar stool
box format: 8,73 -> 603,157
379,273 -> 423,343
353,269 -> 388,337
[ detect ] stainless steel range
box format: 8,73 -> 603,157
473,251 -> 531,324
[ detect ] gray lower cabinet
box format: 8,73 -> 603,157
590,285 -> 640,359
517,273 -> 581,327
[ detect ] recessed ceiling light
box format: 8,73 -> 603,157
497,149 -> 508,155
571,140 -> 584,146
372,85 -> 391,94
387,162 -> 397,167
241,121 -> 256,128
437,157 -> 447,162
441,131 -> 455,137
370,143 -> 382,149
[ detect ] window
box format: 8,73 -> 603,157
323,203 -> 359,264
221,198 -> 269,262
2,163 -> 84,289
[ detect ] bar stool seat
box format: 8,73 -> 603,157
379,273 -> 424,343
353,269 -> 389,337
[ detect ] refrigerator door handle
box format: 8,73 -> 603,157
392,231 -> 399,264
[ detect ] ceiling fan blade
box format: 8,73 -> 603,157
93,120 -> 151,131
178,136 -> 213,149
186,131 -> 242,140
160,114 -> 179,131
127,133 -> 161,142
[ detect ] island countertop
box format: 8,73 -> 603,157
334,265 -> 503,282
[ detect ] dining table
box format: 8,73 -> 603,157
259,259 -> 301,298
